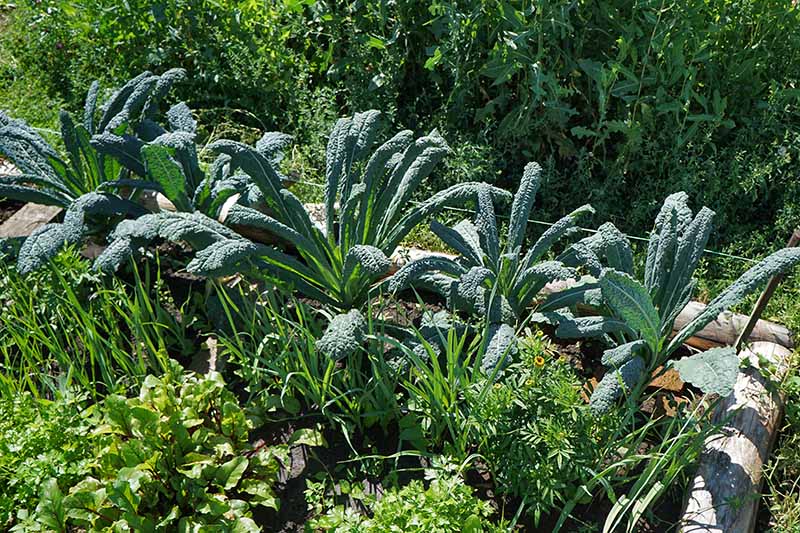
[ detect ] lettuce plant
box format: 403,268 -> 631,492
388,162 -> 595,371
0,70 -> 186,273
555,192 -> 800,413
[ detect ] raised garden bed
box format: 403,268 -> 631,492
2,77 -> 799,532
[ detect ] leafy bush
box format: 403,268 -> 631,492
554,192 -> 800,413
308,458 -> 502,532
26,362 -> 286,532
389,161 -> 600,371
0,69 -> 188,272
467,333 -> 602,524
7,0 -> 799,248
0,393 -> 96,529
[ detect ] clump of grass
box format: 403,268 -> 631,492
0,248 -> 194,397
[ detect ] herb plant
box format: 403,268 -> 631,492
467,334 -> 602,524
0,393 -> 96,529
308,457 -> 501,532
555,192 -> 800,413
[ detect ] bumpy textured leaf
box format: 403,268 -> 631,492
91,132 -> 146,176
521,204 -> 594,271
167,102 -> 197,133
94,235 -> 139,273
342,245 -> 390,283
256,131 -> 292,159
98,72 -> 152,131
511,261 -> 577,312
455,266 -> 494,311
156,211 -> 240,248
475,186 -> 500,266
482,323 -> 518,374
505,162 -> 541,256
670,347 -> 738,398
601,340 -> 648,367
380,131 -> 449,235
430,219 -> 483,266
97,212 -> 239,274
590,356 -> 646,414
668,248 -> 800,354
224,203 -> 311,248
388,256 -> 466,293
556,316 -> 635,339
187,239 -> 264,277
18,192 -> 145,273
595,222 -> 634,274
558,241 -> 604,277
599,269 -> 662,352
143,68 -> 187,118
17,222 -> 83,274
659,206 -> 714,318
83,80 -> 100,133
104,74 -> 159,132
537,278 -> 603,312
208,140 -> 286,217
316,310 -> 368,361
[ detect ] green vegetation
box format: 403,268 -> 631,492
309,458 -> 503,532
19,363 -> 288,532
0,393 -> 97,527
1,1 -> 799,530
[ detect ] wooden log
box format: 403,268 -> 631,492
674,301 -> 794,351
680,341 -> 792,533
0,203 -> 62,238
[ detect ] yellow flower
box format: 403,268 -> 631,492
525,378 -> 535,387
493,383 -> 503,390
534,355 -> 545,368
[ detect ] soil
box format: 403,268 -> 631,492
0,199 -> 23,225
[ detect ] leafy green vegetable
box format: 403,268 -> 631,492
670,347 -> 739,398
1,70 -> 185,273
28,362 -> 287,532
389,161 -> 592,371
0,394 -> 97,529
559,193 -> 800,413
309,458 -> 501,532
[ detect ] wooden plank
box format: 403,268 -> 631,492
0,202 -> 62,238
680,341 -> 792,533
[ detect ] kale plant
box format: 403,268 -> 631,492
92,128 -> 293,273
555,192 -> 800,413
125,111 -> 509,360
0,70 -> 186,273
388,162 -> 596,371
